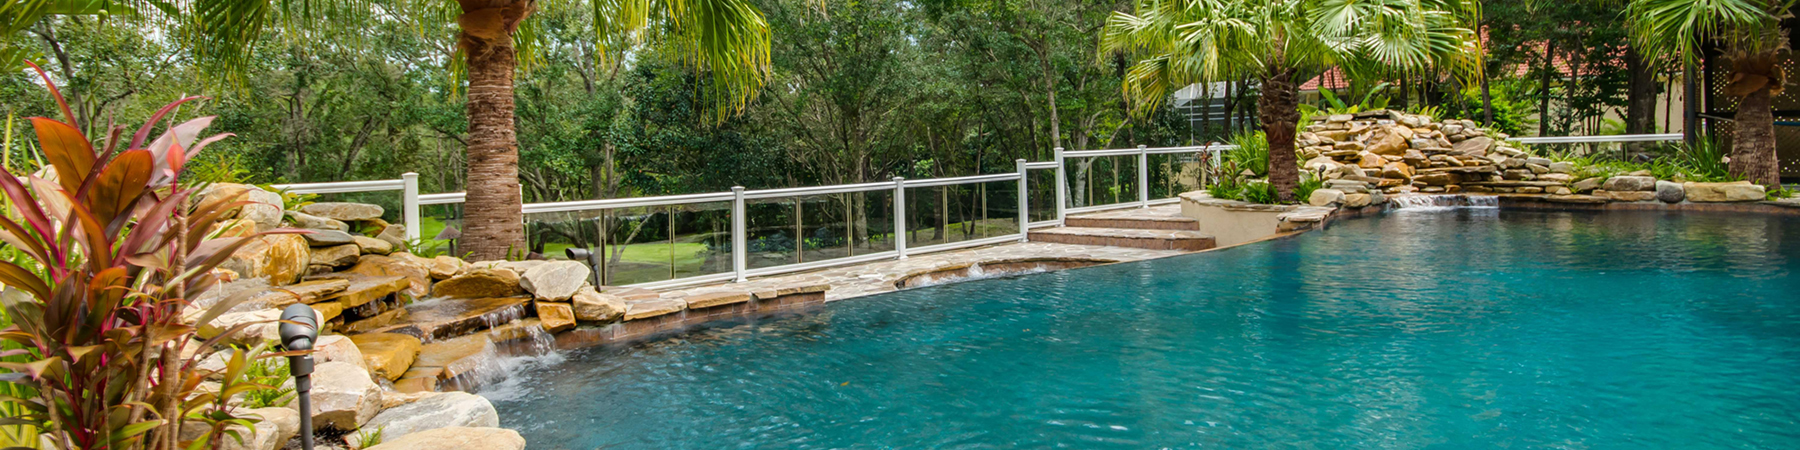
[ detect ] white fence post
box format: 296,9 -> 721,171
1016,159 -> 1028,243
1053,147 -> 1066,225
732,186 -> 747,283
402,172 -> 420,241
894,177 -> 907,260
1137,145 -> 1150,208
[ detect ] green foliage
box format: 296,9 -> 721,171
1766,187 -> 1796,201
184,151 -> 254,186
1239,181 -> 1277,204
240,346 -> 294,409
355,426 -> 386,448
1225,131 -> 1270,178
402,238 -> 452,259
1207,178 -> 1243,200
1448,80 -> 1537,136
1294,172 -> 1325,203
1667,135 -> 1734,182
1304,83 -> 1393,116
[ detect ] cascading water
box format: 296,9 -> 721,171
1386,194 -> 1498,210
467,321 -> 567,402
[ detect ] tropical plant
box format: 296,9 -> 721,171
1225,130 -> 1271,178
1101,0 -> 1483,202
1627,0 -> 1789,186
1667,134 -> 1734,182
239,345 -> 294,409
1294,171 -> 1325,203
1303,82 -> 1393,116
0,64 -> 292,450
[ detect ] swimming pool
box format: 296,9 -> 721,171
489,208 -> 1800,448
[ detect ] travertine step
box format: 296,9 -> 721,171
1063,205 -> 1200,231
1028,227 -> 1215,251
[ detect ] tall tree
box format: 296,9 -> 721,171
1101,0 -> 1482,202
1628,0 -> 1789,186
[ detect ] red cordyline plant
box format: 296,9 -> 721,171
0,63 -> 301,449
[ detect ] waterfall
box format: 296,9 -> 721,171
1386,194 -> 1498,210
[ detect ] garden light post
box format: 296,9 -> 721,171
566,247 -> 604,286
279,304 -> 320,450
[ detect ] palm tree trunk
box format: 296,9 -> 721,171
458,1 -> 533,260
1259,69 -> 1301,203
1625,45 -> 1658,137
1732,86 -> 1780,186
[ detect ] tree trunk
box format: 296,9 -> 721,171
1732,86 -> 1780,186
458,0 -> 534,260
1259,70 -> 1302,203
1538,41 -> 1555,137
1625,45 -> 1658,137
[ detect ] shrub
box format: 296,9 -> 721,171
1225,130 -> 1270,178
1294,172 -> 1325,203
0,63 -> 294,450
1239,181 -> 1278,204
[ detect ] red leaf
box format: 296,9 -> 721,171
129,97 -> 206,149
22,61 -> 74,125
87,150 -> 153,233
30,117 -> 96,194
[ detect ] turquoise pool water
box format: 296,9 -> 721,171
489,209 -> 1800,448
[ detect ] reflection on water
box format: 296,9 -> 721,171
491,210 -> 1800,449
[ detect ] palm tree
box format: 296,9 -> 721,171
8,0 -> 772,260
1627,0 -> 1787,186
1100,0 -> 1481,202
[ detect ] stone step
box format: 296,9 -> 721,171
1027,227 -> 1215,251
1062,206 -> 1200,231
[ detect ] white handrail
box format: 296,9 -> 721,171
520,191 -> 736,214
902,173 -> 1019,188
271,179 -> 405,194
742,181 -> 894,200
1508,133 -> 1682,144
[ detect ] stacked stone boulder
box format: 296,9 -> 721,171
1298,110 -> 1772,206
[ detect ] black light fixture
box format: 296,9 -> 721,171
566,247 -> 602,286
278,304 -> 319,450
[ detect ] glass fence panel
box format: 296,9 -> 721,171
670,202 -> 733,279
795,194 -> 852,263
601,207 -> 675,286
859,190 -> 897,254
422,203 -> 463,256
1028,169 -> 1058,223
745,199 -> 797,270
525,209 -> 604,261
1065,155 -> 1139,209
1148,152 -> 1210,199
979,180 -> 1020,237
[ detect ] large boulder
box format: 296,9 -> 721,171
363,427 -> 525,450
433,268 -> 523,299
301,229 -> 357,247
312,335 -> 368,371
572,286 -> 627,322
297,361 -> 382,431
1684,181 -> 1765,202
347,392 -> 500,448
535,301 -> 576,333
1366,126 -> 1412,155
299,202 -> 384,222
1307,188 -> 1345,207
220,234 -> 310,286
1655,180 -> 1685,203
1602,176 -> 1657,192
1451,136 -> 1492,156
243,407 -> 299,449
318,275 -> 409,308
519,261 -> 591,301
376,224 -> 409,248
354,236 -> 394,255
350,333 -> 422,381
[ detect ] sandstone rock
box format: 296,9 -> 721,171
1655,180 -> 1685,203
1451,136 -> 1492,156
535,301 -> 576,333
313,335 -> 368,371
1308,188 -> 1345,207
1602,175 -> 1657,192
309,244 -> 361,268
348,392 -> 500,448
624,298 -> 686,320
211,218 -> 259,238
377,224 -> 408,248
350,333 -> 422,381
320,275 -> 410,308
1605,191 -> 1657,202
1684,181 -> 1765,202
377,296 -> 531,340
1333,141 -> 1365,151
1526,163 -> 1549,174
337,255 -> 431,298
244,407 -> 299,449
285,211 -> 348,232
1546,194 -> 1608,203
1538,173 -> 1572,183
343,308 -> 409,334
312,301 -> 345,322
1573,177 -> 1603,193
1548,162 -> 1575,173
194,184 -> 285,232
571,286 -> 627,322
199,309 -> 282,344
299,202 -> 384,222
519,261 -> 591,301
302,229 -> 356,247
1342,193 -> 1373,208
178,419 -> 276,450
1303,156 -> 1339,171
354,236 -> 393,255
220,234 -> 310,286
432,256 -> 467,279
297,361 -> 381,431
1414,173 -> 1460,186
434,268 -> 524,299
1550,186 -> 1572,195
1380,162 -> 1413,179
363,427 -> 524,450
1519,187 -> 1544,194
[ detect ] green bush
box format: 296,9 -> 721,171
1225,130 -> 1270,178
1294,173 -> 1325,203
1239,181 -> 1277,204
